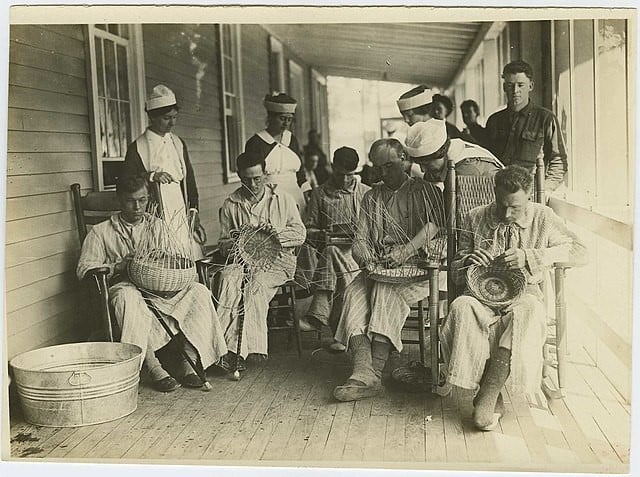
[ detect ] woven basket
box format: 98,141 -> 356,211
234,224 -> 282,270
368,261 -> 431,284
128,252 -> 196,294
466,264 -> 527,308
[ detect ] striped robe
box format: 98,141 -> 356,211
334,176 -> 446,352
440,201 -> 588,393
216,185 -> 306,357
76,214 -> 227,369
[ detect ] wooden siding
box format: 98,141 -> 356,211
5,25 -> 93,359
242,25 -> 314,153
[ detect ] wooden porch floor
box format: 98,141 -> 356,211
8,335 -> 630,472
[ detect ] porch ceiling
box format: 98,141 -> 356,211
264,22 -> 489,87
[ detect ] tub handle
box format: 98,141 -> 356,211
68,372 -> 92,386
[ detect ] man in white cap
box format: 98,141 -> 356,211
405,118 -> 503,186
123,84 -> 202,257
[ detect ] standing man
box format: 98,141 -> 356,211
485,60 -> 568,194
299,147 -> 370,347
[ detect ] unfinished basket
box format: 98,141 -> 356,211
466,264 -> 527,308
234,223 -> 283,270
128,250 -> 196,293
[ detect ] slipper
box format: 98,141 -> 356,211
152,376 -> 181,393
180,373 -> 204,388
333,379 -> 382,402
327,340 -> 346,353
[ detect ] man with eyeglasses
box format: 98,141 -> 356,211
76,175 -> 227,393
214,150 -> 306,372
405,118 -> 503,188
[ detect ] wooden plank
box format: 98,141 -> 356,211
9,423 -> 63,458
241,364 -> 308,460
547,398 -> 602,465
5,270 -> 77,313
9,85 -> 89,115
260,362 -> 322,461
496,390 -> 531,464
215,363 -> 291,460
199,365 -> 270,459
7,308 -> 83,359
7,172 -> 92,199
8,109 -> 90,134
299,377 -> 339,461
507,386 -> 551,462
383,414 -> 406,462
441,388 -> 468,463
425,394 -> 447,463
9,63 -> 88,97
6,211 -> 77,245
9,41 -> 86,79
11,25 -> 85,59
5,231 -> 79,267
320,400 -> 355,461
340,398 -> 373,461
5,192 -> 75,222
362,415 -> 387,462
6,251 -> 77,292
6,289 -> 82,337
8,130 -> 91,154
456,387 -> 494,463
401,393 -> 425,463
283,377 -> 325,460
37,24 -> 85,42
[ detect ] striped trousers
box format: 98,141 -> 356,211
439,290 -> 547,394
334,272 -> 431,352
216,257 -> 294,358
110,281 -> 228,370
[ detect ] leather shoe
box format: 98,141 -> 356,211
180,373 -> 204,388
152,376 -> 181,393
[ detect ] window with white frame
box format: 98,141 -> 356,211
269,36 -> 286,93
311,69 -> 329,153
87,24 -> 146,190
219,24 -> 245,183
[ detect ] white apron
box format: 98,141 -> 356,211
135,130 -> 203,260
257,129 -> 306,213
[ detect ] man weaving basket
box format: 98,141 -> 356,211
76,175 -> 227,392
215,150 -> 306,371
332,138 -> 446,402
439,165 -> 587,430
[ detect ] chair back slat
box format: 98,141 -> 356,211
71,183 -> 120,244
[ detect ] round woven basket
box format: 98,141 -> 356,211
128,252 -> 196,294
368,262 -> 430,284
234,224 -> 282,269
466,264 -> 527,308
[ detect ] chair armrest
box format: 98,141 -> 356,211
553,262 -> 572,270
85,266 -> 111,278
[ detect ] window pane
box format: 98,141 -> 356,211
106,99 -> 121,157
98,99 -> 108,157
95,38 -> 105,97
95,24 -> 106,31
222,25 -> 232,56
226,115 -> 239,173
117,44 -> 129,100
596,19 -> 628,212
108,24 -> 119,35
103,161 -> 121,188
119,100 -> 131,154
104,40 -> 118,99
224,57 -> 234,93
119,24 -> 129,39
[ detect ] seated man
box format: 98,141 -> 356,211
440,165 -> 587,431
76,175 -> 227,392
299,147 -> 371,348
216,151 -> 306,370
332,138 -> 446,402
405,118 -> 503,186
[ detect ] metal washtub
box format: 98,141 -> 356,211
10,342 -> 143,427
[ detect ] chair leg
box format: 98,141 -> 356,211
289,284 -> 302,358
417,300 -> 426,366
428,268 -> 440,392
555,267 -> 567,397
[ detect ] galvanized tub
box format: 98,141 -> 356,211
10,342 -> 142,427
